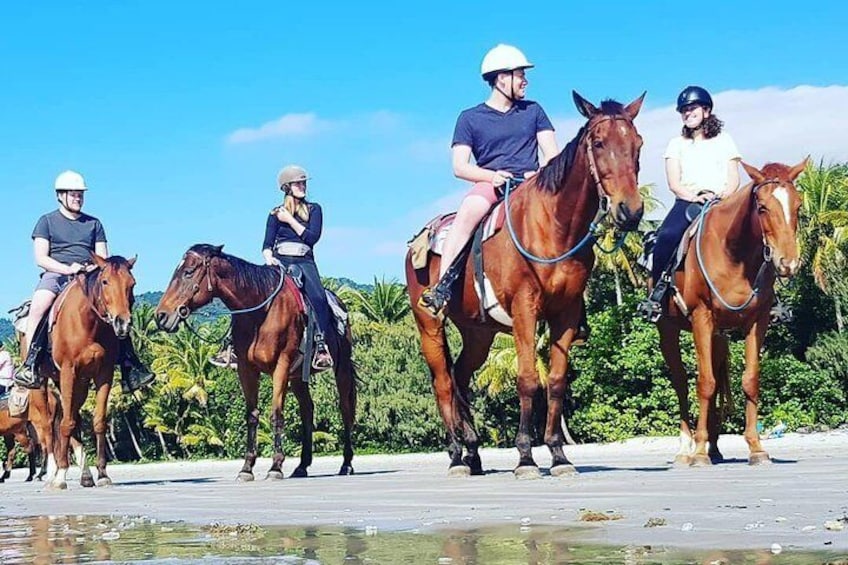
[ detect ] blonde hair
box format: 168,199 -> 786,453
283,193 -> 310,222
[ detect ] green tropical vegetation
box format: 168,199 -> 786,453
2,162 -> 846,464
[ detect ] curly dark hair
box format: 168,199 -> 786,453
683,114 -> 723,139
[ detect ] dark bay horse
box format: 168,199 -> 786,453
406,92 -> 646,478
32,254 -> 138,489
154,244 -> 357,480
658,159 -> 807,466
1,403 -> 38,482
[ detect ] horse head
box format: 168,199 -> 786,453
573,91 -> 646,231
155,244 -> 224,332
89,253 -> 137,339
741,158 -> 808,277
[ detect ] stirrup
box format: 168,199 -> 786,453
13,365 -> 42,390
637,281 -> 668,323
311,341 -> 333,371
418,287 -> 448,317
209,345 -> 238,369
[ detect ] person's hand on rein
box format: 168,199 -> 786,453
491,170 -> 513,188
695,190 -> 718,203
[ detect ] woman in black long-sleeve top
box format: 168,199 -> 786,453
263,165 -> 334,370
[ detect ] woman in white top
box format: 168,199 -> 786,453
650,85 -> 741,285
0,343 -> 15,395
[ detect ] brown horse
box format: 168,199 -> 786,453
405,92 -> 646,477
658,159 -> 807,466
154,244 -> 357,480
0,403 -> 38,482
32,253 -> 138,489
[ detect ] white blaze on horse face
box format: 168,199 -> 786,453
773,186 -> 792,224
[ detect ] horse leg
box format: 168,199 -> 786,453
453,328 -> 496,476
72,432 -> 94,487
266,356 -> 292,481
412,310 -> 465,475
708,334 -> 730,463
742,315 -> 770,465
691,309 -> 717,467
289,378 -> 313,478
512,308 -> 542,479
1,435 -> 12,482
658,319 -> 694,466
236,367 -> 261,482
49,367 -> 77,490
334,335 -> 356,476
544,316 -> 577,477
13,428 -> 35,482
92,380 -> 112,486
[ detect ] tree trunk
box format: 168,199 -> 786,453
836,296 -> 844,333
123,413 -> 144,460
157,430 -> 172,460
614,269 -> 623,307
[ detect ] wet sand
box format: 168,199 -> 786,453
1,431 -> 846,552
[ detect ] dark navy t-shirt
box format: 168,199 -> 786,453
31,210 -> 107,265
451,100 -> 554,177
262,202 -> 323,258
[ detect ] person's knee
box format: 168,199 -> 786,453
455,197 -> 490,230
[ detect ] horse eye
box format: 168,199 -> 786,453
593,140 -> 604,149
101,279 -> 109,286
757,205 -> 767,214
183,269 -> 194,279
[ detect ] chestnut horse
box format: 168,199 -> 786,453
32,253 -> 138,489
0,404 -> 38,482
154,244 -> 357,480
658,159 -> 807,466
406,92 -> 646,477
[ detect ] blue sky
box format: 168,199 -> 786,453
2,1 -> 847,309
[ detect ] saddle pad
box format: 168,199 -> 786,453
427,203 -> 507,256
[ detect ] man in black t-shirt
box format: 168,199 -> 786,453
15,170 -> 154,393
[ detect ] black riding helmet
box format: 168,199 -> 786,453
676,86 -> 713,112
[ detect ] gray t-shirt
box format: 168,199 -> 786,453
32,210 -> 107,265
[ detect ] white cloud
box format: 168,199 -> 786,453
226,112 -> 333,144
555,85 -> 848,214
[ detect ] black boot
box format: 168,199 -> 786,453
14,319 -> 48,389
573,304 -> 591,346
119,340 -> 155,393
418,245 -> 471,317
637,278 -> 669,323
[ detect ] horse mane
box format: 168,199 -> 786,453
537,99 -> 626,194
189,244 -> 280,296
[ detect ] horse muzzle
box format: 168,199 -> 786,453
613,201 -> 644,232
155,310 -> 181,332
774,256 -> 801,278
112,317 -> 131,339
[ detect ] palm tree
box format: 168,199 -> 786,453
797,161 -> 848,331
347,277 -> 410,324
593,184 -> 662,305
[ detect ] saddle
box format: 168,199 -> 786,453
408,204 -> 513,326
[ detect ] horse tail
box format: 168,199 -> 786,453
714,334 -> 733,421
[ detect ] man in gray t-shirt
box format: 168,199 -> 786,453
16,170 -> 154,393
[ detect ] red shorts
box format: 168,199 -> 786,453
465,181 -> 499,205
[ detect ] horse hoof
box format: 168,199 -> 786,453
291,467 -> 308,478
550,464 -> 578,478
80,476 -> 95,488
673,455 -> 692,467
236,472 -> 255,483
96,477 -> 113,488
514,465 -> 542,480
47,481 -> 68,491
265,470 -> 286,481
690,455 -> 712,467
447,465 -> 471,478
338,465 -> 354,476
749,452 -> 772,466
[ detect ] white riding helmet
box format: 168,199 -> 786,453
54,170 -> 87,191
480,44 -> 534,77
277,165 -> 310,188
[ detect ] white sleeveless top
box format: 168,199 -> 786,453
664,132 -> 741,195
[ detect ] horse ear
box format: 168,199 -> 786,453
213,245 -> 224,256
572,91 -> 598,119
127,255 -> 137,269
741,161 -> 766,184
624,91 -> 646,120
90,252 -> 107,268
788,156 -> 811,181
